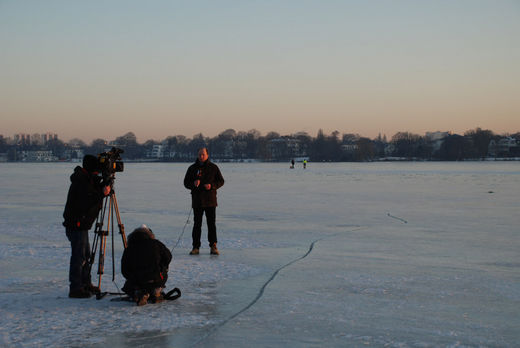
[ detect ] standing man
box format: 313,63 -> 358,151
63,155 -> 111,298
184,147 -> 225,255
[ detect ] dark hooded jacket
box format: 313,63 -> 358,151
121,228 -> 172,292
63,166 -> 105,231
183,159 -> 224,208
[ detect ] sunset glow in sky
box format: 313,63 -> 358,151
1,1 -> 519,142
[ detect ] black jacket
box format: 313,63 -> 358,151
63,166 -> 105,231
184,159 -> 224,208
121,230 -> 172,290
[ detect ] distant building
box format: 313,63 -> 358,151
384,143 -> 396,157
488,137 -> 519,157
222,140 -> 234,158
64,148 -> 85,160
267,137 -> 306,160
13,132 -> 58,146
14,133 -> 31,146
147,144 -> 165,159
19,150 -> 57,162
341,144 -> 358,154
211,139 -> 234,159
425,131 -> 450,152
42,133 -> 58,144
31,133 -> 43,146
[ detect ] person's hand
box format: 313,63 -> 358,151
194,179 -> 200,187
103,186 -> 111,196
204,184 -> 211,190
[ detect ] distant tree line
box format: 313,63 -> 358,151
1,127 -> 519,162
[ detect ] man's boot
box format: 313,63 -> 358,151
69,287 -> 92,298
87,283 -> 100,294
210,243 -> 219,255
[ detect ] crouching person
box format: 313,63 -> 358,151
121,225 -> 172,306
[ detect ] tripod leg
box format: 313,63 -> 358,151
90,198 -> 107,269
97,231 -> 107,288
111,194 -> 116,281
112,192 -> 127,249
89,224 -> 100,275
97,194 -> 112,288
89,195 -> 109,290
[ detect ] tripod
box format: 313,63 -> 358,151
88,184 -> 127,297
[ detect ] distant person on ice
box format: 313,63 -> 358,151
184,147 -> 225,256
121,225 -> 172,306
63,154 -> 111,298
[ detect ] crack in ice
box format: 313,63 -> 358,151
192,227 -> 365,346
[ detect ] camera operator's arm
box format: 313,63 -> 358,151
97,177 -> 111,196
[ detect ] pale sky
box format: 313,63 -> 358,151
1,0 -> 519,143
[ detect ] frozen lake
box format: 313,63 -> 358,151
0,161 -> 519,347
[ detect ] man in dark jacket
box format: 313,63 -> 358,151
121,225 -> 172,306
63,154 -> 110,298
183,147 -> 225,255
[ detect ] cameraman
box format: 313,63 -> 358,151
184,147 -> 225,255
121,225 -> 172,306
63,154 -> 110,298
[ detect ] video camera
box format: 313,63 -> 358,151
98,147 -> 124,184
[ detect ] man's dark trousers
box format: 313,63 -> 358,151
66,229 -> 91,291
192,207 -> 217,249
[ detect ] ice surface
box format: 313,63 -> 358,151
0,162 -> 519,347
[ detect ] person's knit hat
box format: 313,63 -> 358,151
82,154 -> 99,173
127,225 -> 156,245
